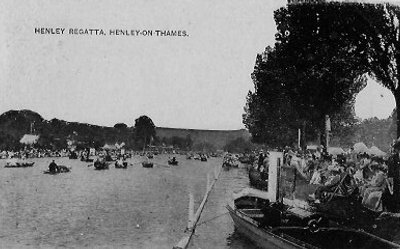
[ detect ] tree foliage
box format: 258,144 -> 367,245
133,115 -> 156,148
243,48 -> 301,147
114,123 -> 128,130
244,2 -> 400,147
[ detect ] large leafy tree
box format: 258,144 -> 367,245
363,4 -> 400,136
273,2 -> 368,133
243,47 -> 302,147
133,115 -> 156,149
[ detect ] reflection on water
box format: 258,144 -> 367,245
0,155 -> 235,249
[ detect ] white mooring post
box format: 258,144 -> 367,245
188,193 -> 194,230
173,164 -> 222,249
206,173 -> 210,191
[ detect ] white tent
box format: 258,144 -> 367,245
306,145 -> 318,150
369,146 -> 386,157
353,142 -> 370,154
328,147 -> 345,155
19,134 -> 39,145
102,144 -> 117,150
115,142 -> 125,149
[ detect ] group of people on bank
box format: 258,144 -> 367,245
250,141 -> 400,213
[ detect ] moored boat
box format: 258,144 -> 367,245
227,188 -> 399,249
227,151 -> 400,249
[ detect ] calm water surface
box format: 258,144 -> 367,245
0,155 -> 253,249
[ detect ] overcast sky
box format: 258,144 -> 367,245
0,0 -> 397,130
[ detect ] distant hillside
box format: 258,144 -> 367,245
155,127 -> 251,149
0,109 -> 251,150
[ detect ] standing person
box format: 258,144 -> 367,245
384,139 -> 400,212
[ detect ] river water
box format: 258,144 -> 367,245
0,155 -> 254,249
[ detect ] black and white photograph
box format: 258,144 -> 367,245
2,0 -> 400,248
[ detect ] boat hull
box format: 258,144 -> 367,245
227,205 -> 306,249
5,162 -> 35,168
142,162 -> 153,168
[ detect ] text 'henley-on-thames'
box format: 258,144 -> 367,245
34,28 -> 189,37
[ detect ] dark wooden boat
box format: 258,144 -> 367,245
227,188 -> 400,249
222,160 -> 239,170
142,162 -> 153,168
44,165 -> 71,174
5,162 -> 35,168
94,161 -> 109,170
200,156 -> 207,162
168,159 -> 178,165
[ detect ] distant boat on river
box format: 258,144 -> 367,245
5,160 -> 35,168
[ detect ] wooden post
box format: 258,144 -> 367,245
188,193 -> 194,230
207,173 -> 211,191
298,128 -> 301,149
173,164 -> 222,249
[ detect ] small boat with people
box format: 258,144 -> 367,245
168,157 -> 178,165
227,151 -> 400,249
5,158 -> 35,168
115,159 -> 128,168
142,161 -> 154,168
44,166 -> 71,174
44,160 -> 71,174
222,154 -> 239,169
93,159 -> 109,170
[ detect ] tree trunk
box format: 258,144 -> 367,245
302,120 -> 306,150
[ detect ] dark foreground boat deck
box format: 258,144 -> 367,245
187,165 -> 400,249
